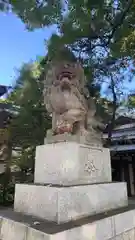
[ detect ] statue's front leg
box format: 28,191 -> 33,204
64,109 -> 87,135
51,112 -> 72,135
75,120 -> 88,136
52,112 -> 57,133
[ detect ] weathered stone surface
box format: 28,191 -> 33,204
114,210 -> 135,236
111,235 -> 123,240
44,132 -> 102,146
14,184 -> 58,222
26,228 -> 50,240
34,143 -> 111,185
0,218 -> 27,240
50,232 -> 67,240
122,229 -> 135,239
14,182 -> 127,223
78,217 -> 114,240
111,229 -> 135,240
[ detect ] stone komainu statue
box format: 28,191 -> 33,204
43,47 -> 104,146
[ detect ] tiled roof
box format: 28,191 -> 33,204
104,116 -> 135,133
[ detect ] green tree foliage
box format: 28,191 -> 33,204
0,0 -> 64,29
126,94 -> 135,114
0,1 -> 134,57
43,0 -> 135,123
43,1 -> 134,58
0,0 -> 134,159
1,1 -> 134,85
8,61 -> 51,173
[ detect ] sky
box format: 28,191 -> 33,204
0,12 -> 56,87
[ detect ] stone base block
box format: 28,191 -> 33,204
44,131 -> 102,146
34,142 -> 112,185
1,204 -> 135,240
14,182 -> 128,223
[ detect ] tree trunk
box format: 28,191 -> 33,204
106,76 -> 117,147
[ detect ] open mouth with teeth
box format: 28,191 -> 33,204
57,71 -> 73,80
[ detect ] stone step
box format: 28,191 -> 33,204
14,182 -> 128,223
0,204 -> 135,239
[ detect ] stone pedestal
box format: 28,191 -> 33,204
14,182 -> 127,223
0,140 -> 132,239
34,142 -> 112,185
13,142 -> 128,225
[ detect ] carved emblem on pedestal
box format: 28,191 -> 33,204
84,159 -> 98,175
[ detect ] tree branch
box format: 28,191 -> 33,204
86,0 -> 133,52
107,0 -> 134,45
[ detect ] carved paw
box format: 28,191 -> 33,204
55,124 -> 73,134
